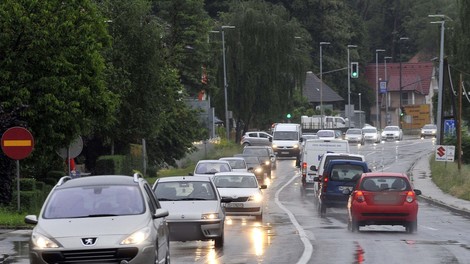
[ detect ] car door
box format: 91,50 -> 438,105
144,184 -> 169,262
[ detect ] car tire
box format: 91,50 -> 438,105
406,221 -> 417,233
242,142 -> 250,147
214,233 -> 224,248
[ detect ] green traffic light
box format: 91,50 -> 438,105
286,113 -> 292,119
351,72 -> 358,78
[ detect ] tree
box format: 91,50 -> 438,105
219,0 -> 311,138
0,0 -> 117,182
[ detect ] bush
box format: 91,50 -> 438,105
95,155 -> 128,175
11,190 -> 42,213
47,170 -> 67,181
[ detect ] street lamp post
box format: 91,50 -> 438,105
398,37 -> 409,128
211,26 -> 235,141
347,45 -> 357,128
375,49 -> 385,129
429,14 -> 448,145
358,93 -> 362,127
384,56 -> 392,125
320,42 -> 330,129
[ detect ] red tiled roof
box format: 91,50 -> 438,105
365,62 -> 434,95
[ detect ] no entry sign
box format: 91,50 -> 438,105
1,127 -> 34,160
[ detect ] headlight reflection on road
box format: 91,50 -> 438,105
251,224 -> 265,256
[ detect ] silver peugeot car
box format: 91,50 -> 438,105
25,174 -> 170,264
153,176 -> 231,248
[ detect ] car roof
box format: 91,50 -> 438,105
157,176 -> 212,182
361,172 -> 407,178
220,157 -> 245,161
322,152 -> 365,158
56,175 -> 140,188
213,172 -> 256,177
196,159 -> 230,164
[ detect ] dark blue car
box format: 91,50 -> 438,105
314,160 -> 370,217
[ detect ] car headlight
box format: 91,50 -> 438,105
255,167 -> 263,173
293,144 -> 299,149
32,232 -> 60,249
121,227 -> 151,245
248,194 -> 263,202
264,160 -> 270,166
201,213 -> 219,220
272,144 -> 278,149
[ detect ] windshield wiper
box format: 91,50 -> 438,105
178,197 -> 211,201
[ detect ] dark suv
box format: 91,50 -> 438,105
314,160 -> 370,217
242,146 -> 276,176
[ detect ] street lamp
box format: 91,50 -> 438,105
375,49 -> 385,129
211,26 -> 235,141
358,93 -> 362,127
429,14 -> 450,145
398,37 -> 409,128
320,41 -> 330,129
347,44 -> 357,128
384,56 -> 392,125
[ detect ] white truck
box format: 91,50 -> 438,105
271,123 -> 302,158
301,115 -> 348,130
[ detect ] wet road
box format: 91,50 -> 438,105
4,138 -> 470,263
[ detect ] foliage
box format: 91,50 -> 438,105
94,155 -> 128,175
430,155 -> 470,201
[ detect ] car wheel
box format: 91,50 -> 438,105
242,142 -> 250,147
214,234 -> 224,248
406,221 -> 417,233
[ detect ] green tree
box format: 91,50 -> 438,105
219,0 -> 311,138
0,0 -> 117,190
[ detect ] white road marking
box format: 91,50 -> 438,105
275,171 -> 313,264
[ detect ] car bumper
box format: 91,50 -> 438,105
167,220 -> 223,241
350,203 -> 418,223
382,135 -> 400,140
273,148 -> 299,157
224,201 -> 263,216
29,245 -> 156,264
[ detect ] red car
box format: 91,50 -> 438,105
346,172 -> 422,233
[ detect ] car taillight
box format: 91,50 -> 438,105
406,191 -> 415,203
322,176 -> 328,193
302,162 -> 307,176
355,191 -> 365,202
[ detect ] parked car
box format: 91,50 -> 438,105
314,160 -> 370,217
345,172 -> 422,233
381,126 -> 403,141
344,128 -> 364,144
153,176 -> 231,248
240,131 -> 272,147
191,160 -> 232,177
362,126 -> 381,143
242,146 -> 275,176
420,124 -> 437,138
213,172 -> 267,221
219,157 -> 248,172
25,174 -> 170,264
235,154 -> 266,184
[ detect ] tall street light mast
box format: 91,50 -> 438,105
375,49 -> 385,129
384,56 -> 392,125
320,42 -> 330,129
398,37 -> 409,128
347,45 -> 357,128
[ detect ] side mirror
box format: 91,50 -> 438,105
188,172 -> 194,176
269,137 -> 273,142
221,197 -> 233,203
259,185 -> 267,189
248,167 -> 254,171
25,215 -> 38,225
414,189 -> 422,195
154,208 -> 169,219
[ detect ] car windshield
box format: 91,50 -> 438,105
222,159 -> 246,169
384,127 -> 398,131
155,181 -> 217,201
423,125 -> 437,129
360,177 -> 410,192
43,185 -> 145,219
347,130 -> 362,134
329,164 -> 365,181
317,131 -> 335,138
195,162 -> 231,174
213,175 -> 258,188
243,148 -> 268,156
273,131 -> 298,140
362,128 -> 376,133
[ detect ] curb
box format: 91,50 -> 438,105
408,152 -> 470,219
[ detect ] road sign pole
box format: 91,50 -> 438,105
16,160 -> 20,212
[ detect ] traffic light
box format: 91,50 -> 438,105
400,107 -> 405,117
286,113 -> 292,119
351,62 -> 359,78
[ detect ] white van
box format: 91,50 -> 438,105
298,139 -> 349,194
271,123 -> 302,158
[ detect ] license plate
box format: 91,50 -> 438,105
306,175 -> 315,183
338,186 -> 353,191
374,195 -> 397,202
281,151 -> 289,154
225,202 -> 244,208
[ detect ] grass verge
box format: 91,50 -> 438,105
430,155 -> 470,201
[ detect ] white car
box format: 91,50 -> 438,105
362,126 -> 381,143
381,126 -> 403,141
420,124 -> 437,138
219,157 -> 248,172
153,176 -> 230,248
316,129 -> 336,140
191,160 -> 232,177
344,128 -> 364,144
213,172 -> 266,220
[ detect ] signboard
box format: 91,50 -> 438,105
401,104 -> 431,130
379,81 -> 387,94
57,136 -> 83,159
444,120 -> 456,136
435,145 -> 455,162
1,127 -> 34,160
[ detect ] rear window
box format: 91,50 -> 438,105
329,164 -> 365,181
323,156 -> 363,170
360,177 -> 410,192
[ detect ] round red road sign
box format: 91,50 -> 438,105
1,127 -> 35,160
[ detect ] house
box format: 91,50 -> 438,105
364,61 -> 436,129
302,71 -> 344,111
